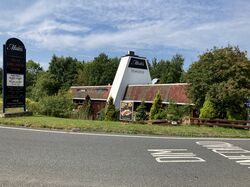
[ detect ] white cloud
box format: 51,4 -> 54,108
16,0 -> 56,25
1,0 -> 250,55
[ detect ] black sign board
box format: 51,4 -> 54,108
128,57 -> 147,70
3,38 -> 26,112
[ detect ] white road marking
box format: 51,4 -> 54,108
148,149 -> 206,163
0,125 -> 250,141
197,141 -> 250,169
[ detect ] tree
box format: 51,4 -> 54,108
150,54 -> 184,83
135,101 -> 148,121
48,55 -> 82,90
104,97 -> 117,121
26,60 -> 44,97
199,96 -> 217,119
77,53 -> 119,86
149,91 -> 163,119
168,54 -> 184,83
185,46 -> 250,119
26,60 -> 43,85
31,72 -> 60,101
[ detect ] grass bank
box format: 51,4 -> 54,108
0,115 -> 250,138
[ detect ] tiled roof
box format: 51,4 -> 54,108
70,83 -> 191,104
70,85 -> 111,100
123,83 -> 191,104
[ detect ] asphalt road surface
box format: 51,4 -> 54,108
0,126 -> 250,187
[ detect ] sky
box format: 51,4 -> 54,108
0,0 -> 250,70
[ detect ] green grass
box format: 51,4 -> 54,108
0,115 -> 250,138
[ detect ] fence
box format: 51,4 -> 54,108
190,118 -> 250,130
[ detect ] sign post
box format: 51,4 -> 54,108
3,38 -> 26,113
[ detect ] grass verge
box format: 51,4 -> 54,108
0,115 -> 249,138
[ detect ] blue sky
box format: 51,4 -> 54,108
0,0 -> 250,70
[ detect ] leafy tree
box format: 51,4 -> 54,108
31,72 -> 60,101
168,54 -> 184,83
186,46 -> 250,119
150,54 -> 184,83
149,91 -> 163,119
26,60 -> 43,86
48,55 -> 83,90
104,97 -> 117,121
77,53 -> 119,86
135,100 -> 148,121
26,60 -> 44,97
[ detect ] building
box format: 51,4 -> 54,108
70,51 -> 193,120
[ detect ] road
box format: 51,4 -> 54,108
0,126 -> 250,187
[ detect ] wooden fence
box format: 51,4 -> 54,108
190,118 -> 250,130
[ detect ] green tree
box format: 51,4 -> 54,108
77,53 -> 119,86
104,97 -> 117,121
149,91 -> 163,119
26,60 -> 44,97
48,55 -> 82,90
186,46 -> 250,119
31,72 -> 60,101
199,96 -> 217,119
135,101 -> 148,121
150,54 -> 184,83
168,54 -> 184,83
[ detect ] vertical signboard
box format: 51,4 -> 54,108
120,101 -> 134,121
3,38 -> 26,112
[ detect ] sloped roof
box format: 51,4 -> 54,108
70,85 -> 111,100
70,83 -> 192,105
123,83 -> 191,104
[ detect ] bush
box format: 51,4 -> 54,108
37,92 -> 74,118
199,97 -> 217,119
164,101 -> 191,120
149,91 -> 163,120
76,95 -> 94,120
135,101 -> 148,121
26,98 -> 39,114
97,108 -> 106,121
104,97 -> 118,121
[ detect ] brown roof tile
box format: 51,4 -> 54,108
70,83 -> 191,104
70,86 -> 111,100
124,83 -> 191,104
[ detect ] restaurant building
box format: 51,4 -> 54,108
70,51 -> 193,120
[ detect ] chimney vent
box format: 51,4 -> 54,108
127,51 -> 135,56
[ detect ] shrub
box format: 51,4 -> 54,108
104,97 -> 118,121
135,101 -> 148,121
26,98 -> 39,114
164,101 -> 191,120
37,92 -> 74,118
149,91 -> 163,120
77,95 -> 94,120
199,97 -> 217,119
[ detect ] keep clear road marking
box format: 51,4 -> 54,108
197,141 -> 250,169
148,149 -> 206,163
